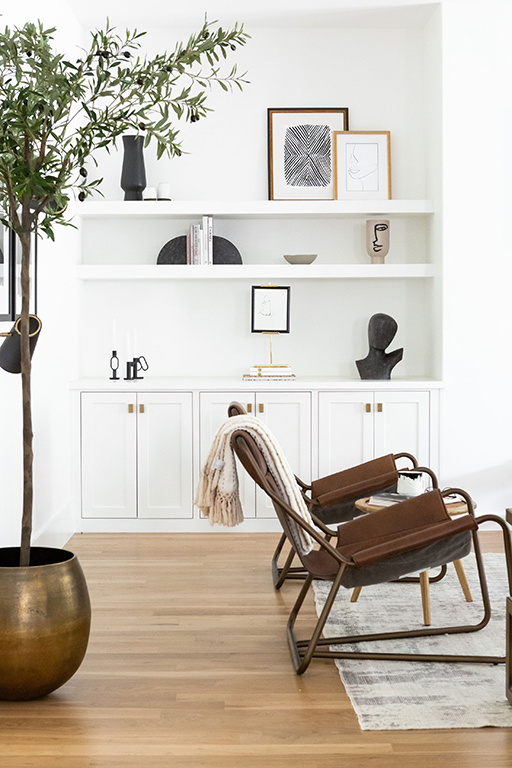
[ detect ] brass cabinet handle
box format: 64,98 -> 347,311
259,403 -> 264,413
128,404 -> 134,414
365,403 -> 371,413
139,404 -> 145,414
247,403 -> 252,413
377,403 -> 383,412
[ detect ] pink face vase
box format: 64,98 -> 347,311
366,219 -> 390,264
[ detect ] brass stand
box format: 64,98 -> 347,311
253,333 -> 291,373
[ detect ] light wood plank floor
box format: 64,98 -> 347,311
0,532 -> 511,767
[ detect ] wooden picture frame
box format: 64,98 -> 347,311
333,131 -> 391,200
268,108 -> 349,200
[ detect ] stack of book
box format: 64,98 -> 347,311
243,365 -> 295,381
187,216 -> 213,264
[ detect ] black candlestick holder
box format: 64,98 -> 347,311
132,355 -> 149,380
109,350 -> 120,380
124,360 -> 135,380
124,356 -> 149,380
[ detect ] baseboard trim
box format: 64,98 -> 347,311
76,517 -> 283,534
33,501 -> 75,549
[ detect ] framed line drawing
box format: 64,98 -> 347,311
251,286 -> 291,333
333,131 -> 391,200
0,223 -> 15,321
268,108 -> 349,200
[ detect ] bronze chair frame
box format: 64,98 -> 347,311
227,400 -> 444,590
231,430 -> 512,675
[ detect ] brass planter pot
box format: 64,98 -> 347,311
0,547 -> 91,701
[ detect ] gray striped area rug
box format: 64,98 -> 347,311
312,553 -> 512,729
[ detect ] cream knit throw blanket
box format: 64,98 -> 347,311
195,414 -> 315,555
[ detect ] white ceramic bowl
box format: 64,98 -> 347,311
283,254 -> 317,265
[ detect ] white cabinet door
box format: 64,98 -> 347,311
318,391 -> 373,477
137,392 -> 193,519
256,392 -> 312,519
198,392 -> 256,518
81,392 -> 137,518
318,390 -> 431,478
374,391 -> 430,466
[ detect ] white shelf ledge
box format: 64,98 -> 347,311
76,264 -> 435,280
72,376 -> 444,391
77,199 -> 435,219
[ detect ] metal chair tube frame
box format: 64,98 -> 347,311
287,488 -> 511,674
231,430 -> 511,677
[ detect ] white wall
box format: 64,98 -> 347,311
441,0 -> 512,514
91,24 -> 428,202
0,5 -> 83,547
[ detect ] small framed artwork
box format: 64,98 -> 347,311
333,131 -> 391,200
0,223 -> 15,321
268,108 -> 349,200
251,286 -> 291,333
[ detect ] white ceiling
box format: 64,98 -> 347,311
65,0 -> 439,30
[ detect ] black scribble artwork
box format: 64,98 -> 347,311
284,124 -> 331,187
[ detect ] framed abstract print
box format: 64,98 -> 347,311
268,108 -> 349,200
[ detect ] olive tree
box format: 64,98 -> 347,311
0,18 -> 248,565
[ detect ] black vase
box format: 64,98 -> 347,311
120,135 -> 146,201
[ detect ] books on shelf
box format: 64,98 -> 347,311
243,375 -> 296,381
187,216 -> 213,265
367,492 -> 415,507
249,366 -> 293,377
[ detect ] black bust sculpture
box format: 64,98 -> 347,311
356,313 -> 403,380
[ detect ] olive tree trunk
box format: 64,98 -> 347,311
19,201 -> 33,567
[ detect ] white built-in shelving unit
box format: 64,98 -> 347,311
73,5 -> 444,533
77,199 -> 435,219
77,263 -> 435,280
77,199 -> 436,279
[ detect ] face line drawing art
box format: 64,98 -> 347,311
259,295 -> 273,317
372,222 -> 389,253
346,143 -> 379,192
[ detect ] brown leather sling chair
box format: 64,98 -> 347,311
227,401 -> 440,589
231,427 -> 512,675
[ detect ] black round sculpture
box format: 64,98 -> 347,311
356,313 -> 403,380
157,235 -> 242,265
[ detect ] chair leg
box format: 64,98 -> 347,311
274,546 -> 296,590
287,567 -> 346,675
453,559 -> 473,602
351,587 -> 362,603
271,533 -> 308,589
293,537 -> 502,668
419,570 -> 431,625
271,532 -> 287,586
